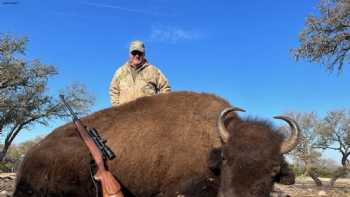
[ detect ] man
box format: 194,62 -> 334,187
109,40 -> 171,106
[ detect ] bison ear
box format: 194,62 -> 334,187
208,148 -> 223,176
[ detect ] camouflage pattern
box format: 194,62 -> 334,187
129,40 -> 145,53
109,61 -> 171,106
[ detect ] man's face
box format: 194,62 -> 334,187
129,50 -> 145,67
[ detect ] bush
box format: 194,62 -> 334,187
0,136 -> 44,172
0,162 -> 15,172
290,164 -> 304,177
312,166 -> 335,178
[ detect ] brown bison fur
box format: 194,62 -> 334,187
14,92 -> 234,197
218,118 -> 295,197
14,92 -> 296,197
156,119 -> 295,197
156,175 -> 220,197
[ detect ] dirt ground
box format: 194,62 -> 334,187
0,173 -> 15,197
273,177 -> 350,197
0,173 -> 349,196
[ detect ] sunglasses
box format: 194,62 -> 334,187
131,51 -> 144,56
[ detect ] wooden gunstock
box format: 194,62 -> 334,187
60,95 -> 124,197
74,121 -> 124,197
95,170 -> 124,197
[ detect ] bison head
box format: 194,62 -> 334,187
211,108 -> 299,197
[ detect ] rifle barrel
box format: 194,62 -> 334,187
59,94 -> 78,121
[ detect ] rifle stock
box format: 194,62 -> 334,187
95,170 -> 123,197
73,121 -> 124,197
60,95 -> 124,197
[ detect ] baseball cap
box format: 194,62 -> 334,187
129,40 -> 145,53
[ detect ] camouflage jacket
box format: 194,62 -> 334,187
109,61 -> 171,106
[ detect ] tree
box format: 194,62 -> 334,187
314,158 -> 340,178
0,136 -> 44,172
316,109 -> 350,186
0,34 -> 95,161
286,112 -> 324,186
293,0 -> 350,73
6,136 -> 44,160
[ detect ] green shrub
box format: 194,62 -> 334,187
0,162 -> 15,172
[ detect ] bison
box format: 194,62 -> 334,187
158,109 -> 298,197
13,92 -> 299,197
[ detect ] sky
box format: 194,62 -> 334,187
1,0 -> 349,162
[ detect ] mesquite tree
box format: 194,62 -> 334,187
288,111 -> 350,187
317,110 -> 350,186
287,112 -> 323,186
0,34 -> 94,161
293,0 -> 350,73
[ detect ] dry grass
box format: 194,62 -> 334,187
0,173 -> 15,196
273,177 -> 350,197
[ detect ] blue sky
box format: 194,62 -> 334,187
1,0 -> 349,162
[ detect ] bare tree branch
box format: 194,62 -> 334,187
292,0 -> 350,73
0,34 -> 95,161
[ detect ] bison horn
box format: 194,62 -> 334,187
218,107 -> 245,143
273,116 -> 300,154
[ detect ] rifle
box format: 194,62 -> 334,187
60,95 -> 124,197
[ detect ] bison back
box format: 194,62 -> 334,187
15,92 -> 232,197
